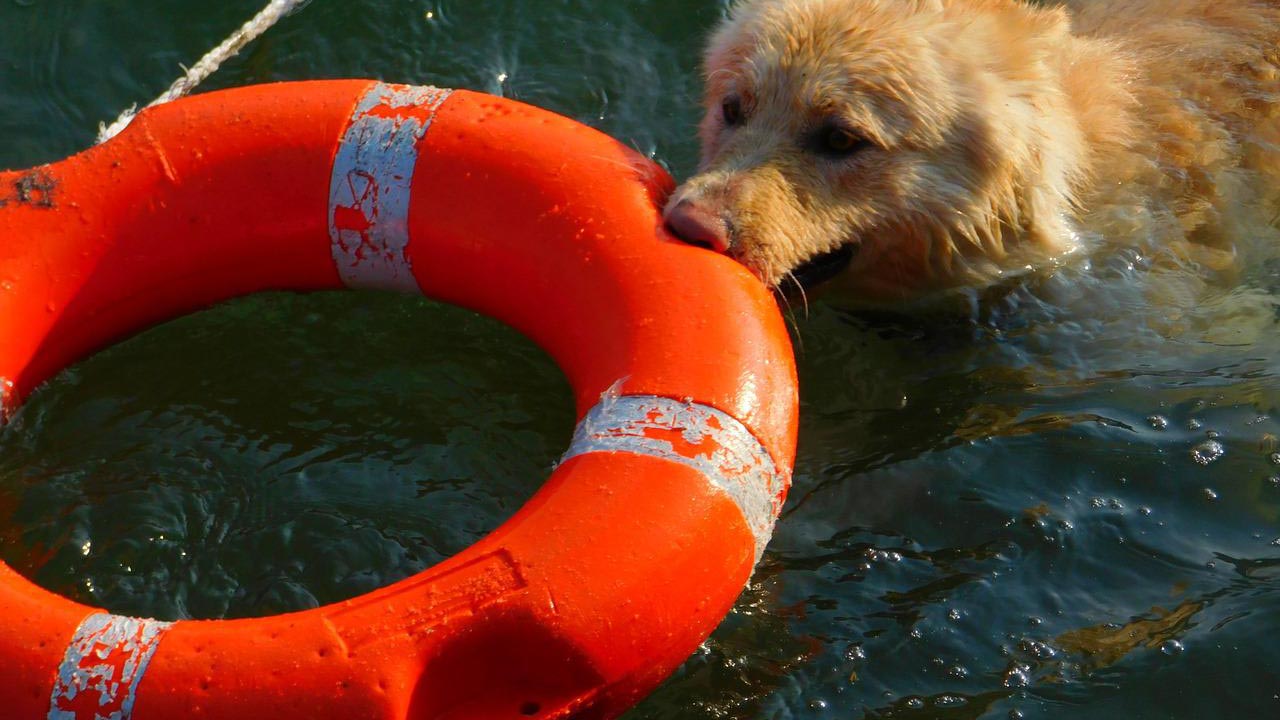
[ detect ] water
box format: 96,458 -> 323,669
2,1 -> 1278,718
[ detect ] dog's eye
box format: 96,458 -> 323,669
721,96 -> 744,127
814,126 -> 871,157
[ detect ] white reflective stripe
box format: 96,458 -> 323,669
49,613 -> 172,720
328,82 -> 453,292
561,392 -> 786,564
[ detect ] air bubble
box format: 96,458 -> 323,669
1018,639 -> 1057,660
1191,440 -> 1225,465
1160,639 -> 1184,656
1003,663 -> 1032,688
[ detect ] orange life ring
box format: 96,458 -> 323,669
0,80 -> 797,719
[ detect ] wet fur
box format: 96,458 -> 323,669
669,0 -> 1280,304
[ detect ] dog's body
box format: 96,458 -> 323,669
665,0 -> 1280,305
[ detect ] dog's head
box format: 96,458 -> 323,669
665,0 -> 1090,303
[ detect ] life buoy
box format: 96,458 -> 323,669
0,81 -> 797,719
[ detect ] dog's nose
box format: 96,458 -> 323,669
664,199 -> 732,253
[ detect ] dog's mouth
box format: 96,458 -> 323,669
786,243 -> 857,292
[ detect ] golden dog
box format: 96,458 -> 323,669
664,0 -> 1280,305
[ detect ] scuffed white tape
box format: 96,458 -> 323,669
561,390 -> 787,564
328,82 -> 453,292
48,613 -> 173,720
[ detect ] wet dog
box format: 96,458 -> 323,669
664,0 -> 1280,306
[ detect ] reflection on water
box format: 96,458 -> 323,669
1,1 -> 1278,718
0,293 -> 574,619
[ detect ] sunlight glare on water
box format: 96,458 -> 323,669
1,1 -> 1278,718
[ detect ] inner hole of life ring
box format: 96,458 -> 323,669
0,290 -> 574,622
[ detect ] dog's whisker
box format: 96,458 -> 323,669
785,270 -> 811,320
781,298 -> 806,355
583,154 -> 646,173
778,272 -> 808,355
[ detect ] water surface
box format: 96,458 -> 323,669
1,2 -> 1277,718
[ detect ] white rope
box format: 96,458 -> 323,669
96,0 -> 310,144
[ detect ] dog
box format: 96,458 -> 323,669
664,0 -> 1280,307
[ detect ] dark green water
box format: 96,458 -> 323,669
2,1 -> 1278,718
